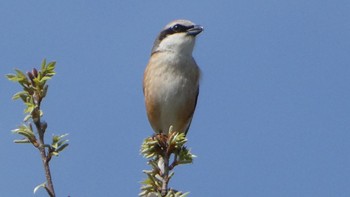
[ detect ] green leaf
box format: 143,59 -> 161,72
179,192 -> 190,197
14,138 -> 31,143
24,114 -> 32,122
33,182 -> 46,194
24,102 -> 35,114
46,61 -> 56,72
6,74 -> 18,81
177,147 -> 195,165
16,130 -> 34,140
41,59 -> 47,71
51,134 -> 69,155
12,91 -> 28,100
40,76 -> 51,84
56,143 -> 69,153
15,69 -> 26,79
52,135 -> 60,144
33,77 -> 40,84
168,171 -> 175,179
37,71 -> 42,82
57,138 -> 69,147
138,190 -> 148,196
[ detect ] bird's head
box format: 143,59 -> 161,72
151,19 -> 203,55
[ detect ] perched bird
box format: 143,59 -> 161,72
143,19 -> 203,135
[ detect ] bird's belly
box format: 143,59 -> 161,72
152,73 -> 196,133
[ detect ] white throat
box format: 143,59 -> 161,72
156,33 -> 196,56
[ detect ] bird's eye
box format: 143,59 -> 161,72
172,24 -> 186,32
172,25 -> 180,31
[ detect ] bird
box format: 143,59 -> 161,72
143,19 -> 203,135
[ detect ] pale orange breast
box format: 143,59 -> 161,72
143,52 -> 200,134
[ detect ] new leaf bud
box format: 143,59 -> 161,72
41,121 -> 48,132
32,68 -> 38,78
27,71 -> 35,84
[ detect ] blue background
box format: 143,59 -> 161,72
1,0 -> 349,196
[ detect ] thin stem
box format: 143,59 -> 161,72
169,154 -> 178,171
39,146 -> 55,197
160,153 -> 170,196
34,109 -> 55,197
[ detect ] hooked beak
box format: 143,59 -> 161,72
187,25 -> 204,36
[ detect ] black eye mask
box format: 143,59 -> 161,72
158,24 -> 194,41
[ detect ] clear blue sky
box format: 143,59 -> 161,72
1,0 -> 349,196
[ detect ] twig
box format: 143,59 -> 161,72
34,113 -> 55,197
6,60 -> 68,197
161,152 -> 169,196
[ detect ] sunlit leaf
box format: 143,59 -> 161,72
6,74 -> 18,81
14,138 -> 31,143
24,114 -> 31,122
56,143 -> 69,153
33,182 -> 46,194
179,192 -> 189,197
12,91 -> 27,100
46,62 -> 56,71
41,59 -> 46,71
40,76 -> 51,83
15,69 -> 26,80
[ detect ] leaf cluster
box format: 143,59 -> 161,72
140,129 -> 195,196
6,59 -> 55,121
6,59 -> 68,196
50,134 -> 69,157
